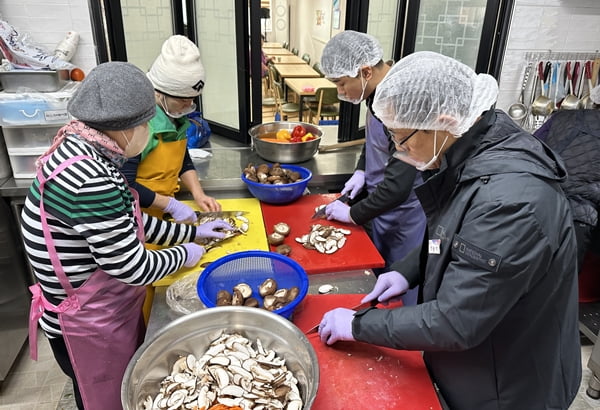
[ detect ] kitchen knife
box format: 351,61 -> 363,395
310,193 -> 350,219
164,210 -> 248,222
305,299 -> 378,334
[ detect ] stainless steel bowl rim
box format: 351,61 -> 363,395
122,306 -> 320,409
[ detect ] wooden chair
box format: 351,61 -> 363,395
312,62 -> 324,77
301,53 -> 311,64
273,80 -> 301,121
262,68 -> 276,113
305,87 -> 339,124
291,47 -> 299,56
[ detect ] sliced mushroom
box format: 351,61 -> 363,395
231,288 -> 244,306
259,278 -> 278,297
273,222 -> 291,237
267,232 -> 285,246
233,283 -> 252,299
275,244 -> 292,256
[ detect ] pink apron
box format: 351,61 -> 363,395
28,155 -> 146,410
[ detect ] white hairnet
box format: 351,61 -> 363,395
320,31 -> 383,78
372,51 -> 498,136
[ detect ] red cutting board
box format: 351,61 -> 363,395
293,294 -> 442,410
260,194 -> 385,274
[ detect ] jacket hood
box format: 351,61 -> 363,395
455,110 -> 567,184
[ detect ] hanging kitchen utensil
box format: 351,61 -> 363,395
561,61 -> 581,110
580,61 -> 595,109
531,61 -> 553,126
552,61 -> 565,108
508,62 -> 532,124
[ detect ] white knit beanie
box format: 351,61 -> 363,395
147,35 -> 205,98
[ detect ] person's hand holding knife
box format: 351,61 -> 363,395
318,271 -> 409,345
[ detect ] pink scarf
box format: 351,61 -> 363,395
36,120 -> 128,169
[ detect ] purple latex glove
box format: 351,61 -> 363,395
318,308 -> 356,345
325,200 -> 355,224
340,170 -> 365,199
195,220 -> 235,241
181,243 -> 205,267
361,271 -> 409,305
164,198 -> 197,224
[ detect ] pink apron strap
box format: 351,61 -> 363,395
37,155 -> 93,294
29,155 -> 93,360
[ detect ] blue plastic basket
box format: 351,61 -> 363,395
241,164 -> 312,204
197,250 -> 309,319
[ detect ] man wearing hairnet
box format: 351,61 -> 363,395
320,31 -> 426,305
318,51 -> 581,409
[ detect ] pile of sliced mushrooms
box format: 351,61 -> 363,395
142,332 -> 303,410
295,224 -> 351,254
216,278 -> 299,312
243,163 -> 303,185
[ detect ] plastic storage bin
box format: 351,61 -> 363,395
0,84 -> 78,126
2,125 -> 61,150
7,147 -> 45,179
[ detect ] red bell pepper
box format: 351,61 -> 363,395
291,125 -> 306,139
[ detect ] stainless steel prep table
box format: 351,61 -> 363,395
145,270 -> 377,341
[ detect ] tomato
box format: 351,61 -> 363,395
70,68 -> 85,81
291,125 -> 306,139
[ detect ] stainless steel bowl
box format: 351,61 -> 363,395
249,121 -> 323,163
121,306 -> 319,409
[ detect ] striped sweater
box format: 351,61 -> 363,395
21,135 -> 197,337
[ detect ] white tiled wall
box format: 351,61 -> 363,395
0,0 -> 96,74
496,0 -> 600,111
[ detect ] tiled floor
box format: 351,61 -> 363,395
1,330 -> 599,409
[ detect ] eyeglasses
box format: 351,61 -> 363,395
384,128 -> 420,147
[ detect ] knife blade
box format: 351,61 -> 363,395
164,210 -> 248,222
310,193 -> 350,219
305,299 -> 378,334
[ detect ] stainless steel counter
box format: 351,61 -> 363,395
0,128 -> 362,198
146,269 -> 376,342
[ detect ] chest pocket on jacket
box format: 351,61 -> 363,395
451,233 -> 502,272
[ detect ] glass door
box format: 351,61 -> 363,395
192,1 -> 240,132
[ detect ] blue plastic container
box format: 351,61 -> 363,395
197,250 -> 309,319
241,164 -> 312,204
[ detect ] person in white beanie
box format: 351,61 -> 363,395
121,35 -> 220,226
317,51 -> 581,410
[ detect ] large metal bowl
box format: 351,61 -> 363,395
121,306 -> 319,409
249,121 -> 323,163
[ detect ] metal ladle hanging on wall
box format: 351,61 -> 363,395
508,62 -> 532,124
531,61 -> 554,117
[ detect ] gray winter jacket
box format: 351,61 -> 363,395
353,110 -> 581,410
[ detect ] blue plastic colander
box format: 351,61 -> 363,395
197,250 -> 309,319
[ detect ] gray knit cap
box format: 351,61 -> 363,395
67,62 -> 156,131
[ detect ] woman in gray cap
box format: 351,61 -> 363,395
21,62 -> 232,410
317,52 -> 581,410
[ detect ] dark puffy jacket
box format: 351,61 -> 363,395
534,109 -> 600,227
353,110 -> 581,410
